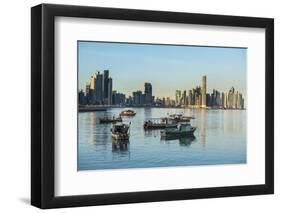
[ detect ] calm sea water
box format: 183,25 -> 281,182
78,108 -> 246,170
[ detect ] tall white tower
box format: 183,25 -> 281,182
201,75 -> 207,108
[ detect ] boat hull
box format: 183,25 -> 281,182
119,113 -> 136,116
161,127 -> 196,137
144,123 -> 178,130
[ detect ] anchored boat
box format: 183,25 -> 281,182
160,123 -> 196,138
143,118 -> 177,130
169,113 -> 195,122
119,110 -> 136,117
111,123 -> 131,141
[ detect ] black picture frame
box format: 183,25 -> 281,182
31,3 -> 274,209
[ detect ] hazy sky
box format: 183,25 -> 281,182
78,41 -> 247,99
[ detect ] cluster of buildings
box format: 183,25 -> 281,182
79,70 -> 113,105
79,70 -> 154,106
79,71 -> 245,109
162,76 -> 244,109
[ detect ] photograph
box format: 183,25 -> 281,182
30,3 -> 274,209
77,41 -> 247,171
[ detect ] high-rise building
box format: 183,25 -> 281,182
133,90 -> 142,105
126,96 -> 133,105
144,82 -> 153,105
89,76 -> 94,88
206,93 -> 211,106
175,90 -> 181,106
112,90 -> 117,105
85,84 -> 90,97
94,71 -> 103,104
224,92 -> 228,108
221,92 -> 225,108
183,90 -> 187,106
112,91 -> 126,105
201,75 -> 207,108
227,87 -> 235,108
188,90 -> 193,105
107,77 -> 112,105
103,70 -> 109,104
78,90 -> 85,105
89,75 -> 95,96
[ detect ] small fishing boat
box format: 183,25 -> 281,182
111,123 -> 130,140
99,116 -> 122,124
119,109 -> 136,117
160,123 -> 196,138
143,118 -> 177,130
169,113 -> 195,122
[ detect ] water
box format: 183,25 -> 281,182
78,108 -> 246,171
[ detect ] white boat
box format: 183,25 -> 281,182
143,117 -> 177,129
119,110 -> 136,116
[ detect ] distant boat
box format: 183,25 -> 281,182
99,116 -> 122,124
169,113 -> 195,122
111,123 -> 131,141
160,123 -> 196,138
143,118 -> 177,130
119,110 -> 136,117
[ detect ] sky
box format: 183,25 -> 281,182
78,41 -> 247,100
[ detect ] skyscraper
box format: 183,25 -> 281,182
133,90 -> 142,105
175,90 -> 181,106
94,71 -> 103,104
144,82 -> 152,105
188,90 -> 193,105
108,77 -> 112,105
103,70 -> 109,104
201,75 -> 207,108
228,87 -> 235,108
183,90 -> 187,106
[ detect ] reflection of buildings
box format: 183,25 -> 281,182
199,109 -> 206,146
112,141 -> 129,152
83,112 -> 110,151
223,110 -> 245,134
112,141 -> 131,160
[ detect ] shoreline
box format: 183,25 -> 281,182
79,105 -> 246,112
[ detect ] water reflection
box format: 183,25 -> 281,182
78,108 -> 246,170
199,109 -> 206,146
144,129 -> 161,137
112,141 -> 131,160
161,135 -> 196,147
223,110 -> 245,134
112,141 -> 130,152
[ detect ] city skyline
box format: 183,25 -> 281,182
79,71 -> 245,109
78,41 -> 247,100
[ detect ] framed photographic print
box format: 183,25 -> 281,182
31,4 -> 274,209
